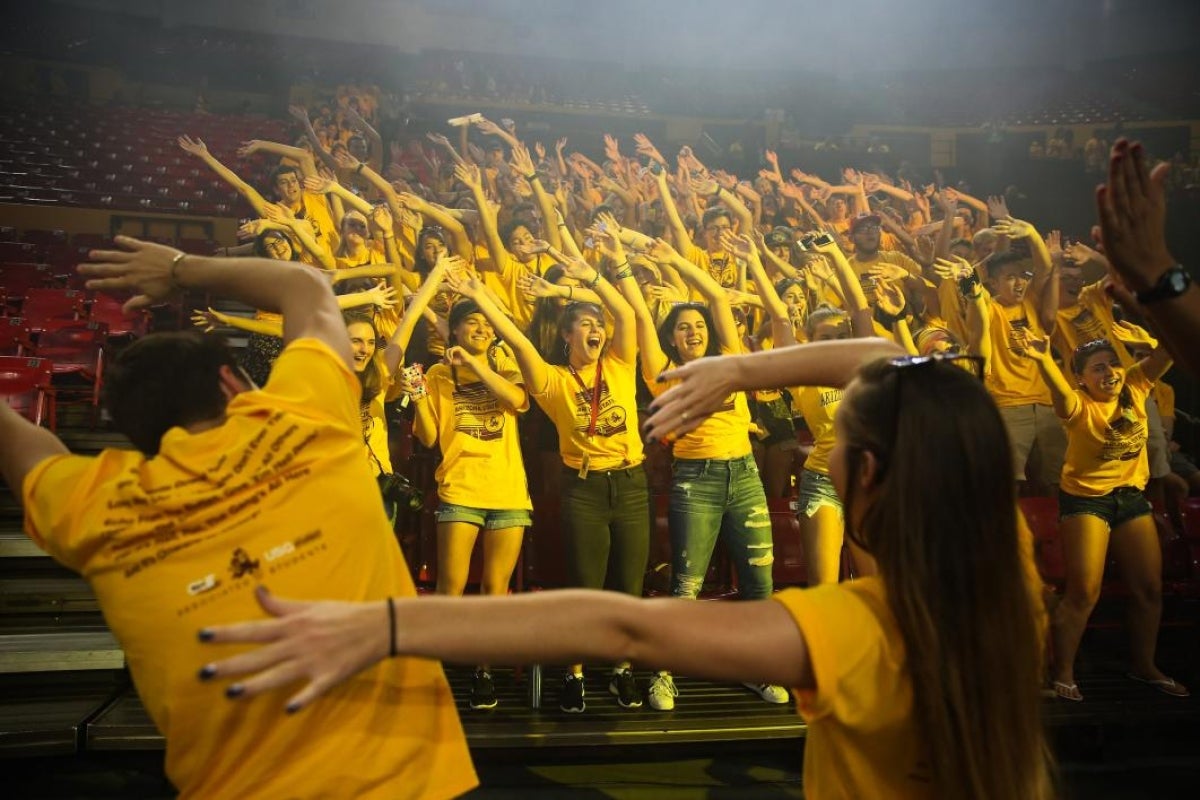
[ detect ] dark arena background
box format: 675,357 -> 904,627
2,1 -> 1199,797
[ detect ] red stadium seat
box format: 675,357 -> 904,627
21,288 -> 87,332
770,496 -> 808,587
0,355 -> 55,428
1019,495 -> 1064,587
0,316 -> 33,355
1180,497 -> 1200,542
89,293 -> 149,339
29,320 -> 108,425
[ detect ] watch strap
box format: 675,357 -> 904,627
1135,264 -> 1191,305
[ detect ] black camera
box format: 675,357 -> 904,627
376,472 -> 424,511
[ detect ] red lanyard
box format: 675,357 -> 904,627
568,356 -> 603,439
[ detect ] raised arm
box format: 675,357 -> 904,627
510,142 -> 562,251
447,274 -> 549,394
993,216 -> 1058,333
82,236 -> 352,363
238,139 -> 318,178
178,135 -> 270,217
1025,336 -> 1079,420
813,237 -> 874,337
302,174 -> 372,217
644,338 -> 906,440
383,255 -> 454,374
655,166 -> 693,255
343,106 -> 384,174
289,105 -> 340,174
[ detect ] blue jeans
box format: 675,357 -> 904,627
669,454 -> 774,600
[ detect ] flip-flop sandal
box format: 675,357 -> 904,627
1126,673 -> 1191,697
1052,681 -> 1083,702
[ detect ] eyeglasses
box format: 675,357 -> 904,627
889,353 -> 984,379
344,220 -> 368,233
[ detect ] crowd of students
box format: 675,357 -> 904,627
6,85 -> 1199,795
167,105 -> 1200,716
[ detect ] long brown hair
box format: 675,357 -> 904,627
839,358 -> 1053,800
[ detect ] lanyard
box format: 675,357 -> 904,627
568,356 -> 603,439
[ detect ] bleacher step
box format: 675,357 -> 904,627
0,631 -> 122,673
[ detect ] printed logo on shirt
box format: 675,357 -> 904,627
229,548 -> 261,580
452,381 -> 505,441
1100,414 -> 1147,462
1007,316 -> 1031,356
572,379 -> 628,438
818,389 -> 843,408
1069,307 -> 1107,343
186,574 -> 220,596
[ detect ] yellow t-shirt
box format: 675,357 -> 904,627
1054,279 -> 1157,370
533,353 -> 645,471
483,251 -> 554,331
795,386 -> 843,475
1060,365 -> 1153,496
685,244 -> 742,289
297,192 -> 340,259
983,298 -> 1053,407
22,339 -> 475,800
1153,379 -> 1175,422
773,578 -> 932,799
849,249 -> 922,280
423,355 -> 532,510
645,357 -> 753,461
361,387 -> 392,476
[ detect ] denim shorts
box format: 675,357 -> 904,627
435,502 -> 532,530
798,468 -> 842,518
1058,486 -> 1152,530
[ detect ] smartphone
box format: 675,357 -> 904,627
402,364 -> 427,401
810,233 -> 834,247
648,161 -> 663,176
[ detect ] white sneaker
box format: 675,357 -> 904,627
743,682 -> 789,704
648,672 -> 679,711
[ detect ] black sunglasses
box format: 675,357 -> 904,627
889,353 -> 985,379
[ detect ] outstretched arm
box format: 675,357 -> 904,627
179,135 -> 270,217
644,338 -> 905,440
1025,336 -> 1079,420
447,274 -> 550,394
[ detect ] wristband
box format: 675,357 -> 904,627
957,273 -> 981,299
567,285 -> 575,301
614,268 -> 634,281
710,188 -> 722,203
524,172 -> 538,182
873,304 -> 907,328
355,163 -> 365,174
169,251 -> 188,290
588,271 -> 602,289
386,597 -> 397,657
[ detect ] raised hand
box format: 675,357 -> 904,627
288,104 -> 311,123
78,236 -> 184,312
426,132 -> 452,149
991,217 -> 1036,239
986,195 -> 1010,221
1045,230 -> 1063,262
177,135 -> 208,157
1066,240 -> 1107,269
472,116 -> 505,137
333,149 -> 360,171
713,170 -> 738,191
517,273 -> 561,300
633,133 -> 665,165
511,239 -> 551,260
764,149 -> 779,169
933,256 -> 974,282
445,269 -> 486,299
453,162 -> 482,190
190,308 -> 222,332
443,345 -> 478,368
719,231 -> 754,261
603,134 -> 621,163
237,218 -> 270,240
1094,139 -> 1176,291
874,280 -> 906,317
558,256 -> 598,283
689,175 -> 719,197
644,356 -> 744,439
555,136 -> 569,154
509,142 -> 536,176
534,141 -> 546,161
868,262 -> 910,284
303,174 -> 334,195
364,281 -> 398,309
371,204 -> 394,234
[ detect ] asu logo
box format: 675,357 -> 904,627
229,548 -> 261,580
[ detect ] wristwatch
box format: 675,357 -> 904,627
1136,264 -> 1192,305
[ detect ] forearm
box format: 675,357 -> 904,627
747,256 -> 789,322
531,181 -> 563,250
385,269 -> 444,372
256,143 -> 317,177
0,403 -> 69,494
726,338 -> 905,391
470,361 -> 527,413
207,310 -> 282,337
1034,359 -> 1077,419
410,402 -> 438,448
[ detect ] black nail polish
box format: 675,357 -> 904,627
226,684 -> 244,699
286,702 -> 301,714
198,628 -> 214,642
198,665 -> 216,680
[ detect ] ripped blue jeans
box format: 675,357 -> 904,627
669,454 -> 774,600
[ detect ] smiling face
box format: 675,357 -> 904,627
991,263 -> 1031,305
811,317 -> 850,342
1076,348 -> 1124,401
341,213 -> 369,248
454,312 -> 494,355
273,170 -> 302,206
671,309 -> 709,363
562,311 -> 606,365
346,321 -> 377,374
1060,264 -> 1085,303
262,232 -> 294,261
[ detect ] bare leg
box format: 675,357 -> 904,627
800,504 -> 844,585
436,521 -> 482,597
1051,514 -> 1109,695
1109,514 -> 1168,681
